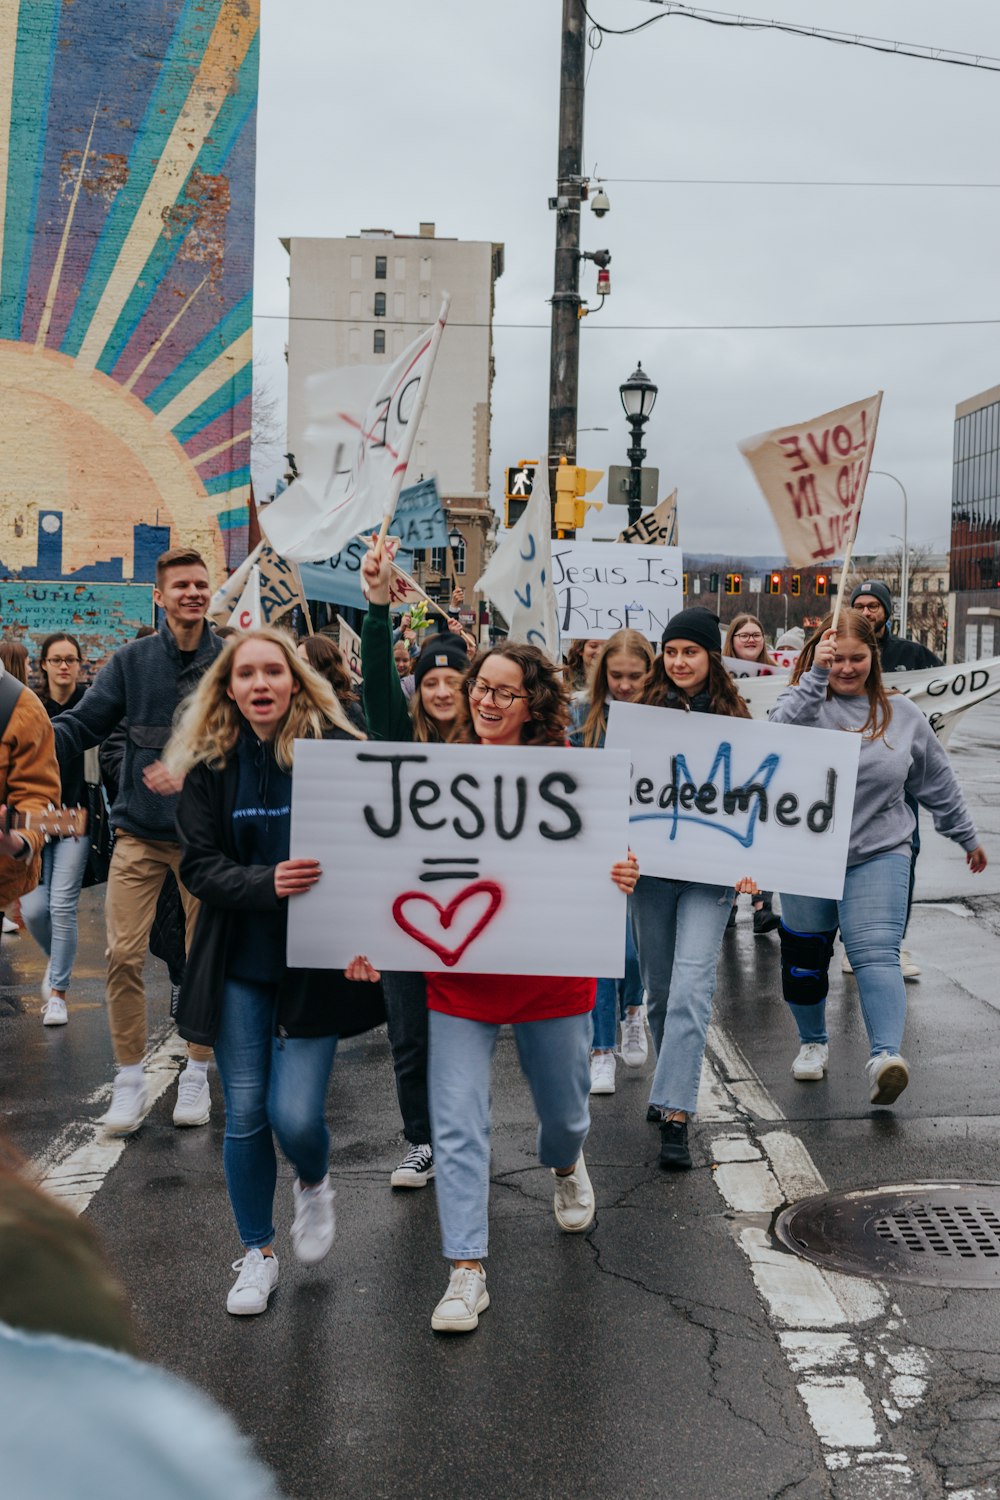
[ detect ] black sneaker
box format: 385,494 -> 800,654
646,1103 -> 661,1123
753,906 -> 780,936
658,1119 -> 692,1170
390,1143 -> 435,1189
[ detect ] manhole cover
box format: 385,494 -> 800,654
774,1182 -> 1000,1288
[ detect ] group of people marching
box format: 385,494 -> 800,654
4,545 -> 986,1336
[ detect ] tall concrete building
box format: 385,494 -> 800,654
950,383 -> 1000,661
284,224 -> 504,601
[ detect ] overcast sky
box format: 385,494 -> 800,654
253,0 -> 1000,560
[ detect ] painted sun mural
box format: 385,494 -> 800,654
0,0 -> 258,633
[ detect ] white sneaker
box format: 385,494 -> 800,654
41,963 -> 52,1004
620,1012 -> 649,1067
900,949 -> 921,980
589,1052 -> 616,1095
431,1265 -> 489,1333
390,1143 -> 435,1188
41,996 -> 68,1027
791,1042 -> 829,1081
291,1176 -> 336,1264
227,1249 -> 279,1316
102,1072 -> 148,1135
866,1052 -> 909,1106
173,1068 -> 210,1127
2,916 -> 18,934
552,1152 -> 595,1233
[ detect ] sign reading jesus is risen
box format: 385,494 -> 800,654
287,741 -> 631,976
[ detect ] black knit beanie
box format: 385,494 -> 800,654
660,607 -> 722,656
850,580 -> 892,618
413,634 -> 469,688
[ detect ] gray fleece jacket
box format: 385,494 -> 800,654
770,665 -> 979,868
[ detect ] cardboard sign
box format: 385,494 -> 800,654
617,492 -> 678,546
740,393 -> 882,565
551,542 -> 683,642
335,616 -> 362,684
391,477 -> 450,549
287,741 -> 630,975
605,701 -> 861,899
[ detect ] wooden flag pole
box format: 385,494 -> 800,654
830,526 -> 859,632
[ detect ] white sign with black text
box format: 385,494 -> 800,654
551,542 -> 683,642
287,741 -> 631,975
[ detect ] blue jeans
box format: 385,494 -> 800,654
20,836 -> 90,992
212,976 -> 339,1250
593,918 -> 644,1050
629,875 -> 734,1115
779,852 -> 910,1058
428,1009 -> 591,1262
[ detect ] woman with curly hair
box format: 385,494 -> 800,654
296,633 -> 367,733
164,628 -> 381,1317
570,629 -> 654,1093
771,610 -> 986,1105
348,636 -> 638,1334
723,613 -> 779,668
359,547 -> 473,1192
631,609 -> 758,1171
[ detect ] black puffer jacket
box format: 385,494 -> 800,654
174,729 -> 384,1046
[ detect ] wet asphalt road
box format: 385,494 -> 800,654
3,702 -> 1000,1500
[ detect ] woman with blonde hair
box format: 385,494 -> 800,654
771,610 -> 986,1105
570,629 -> 654,1093
723,614 -> 779,668
166,628 -> 382,1317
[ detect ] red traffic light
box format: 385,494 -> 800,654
816,573 -> 828,597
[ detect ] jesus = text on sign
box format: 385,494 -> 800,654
287,740 -> 631,976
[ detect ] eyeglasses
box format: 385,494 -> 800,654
45,655 -> 80,666
466,678 -> 528,710
734,632 -> 763,643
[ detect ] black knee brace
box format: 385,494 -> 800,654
779,925 -> 837,1006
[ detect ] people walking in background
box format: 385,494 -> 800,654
167,628 -> 380,1317
346,636 -> 637,1334
52,549 -> 223,1135
631,608 -> 758,1170
0,640 -> 29,685
297,634 -> 367,733
771,610 -> 986,1106
570,629 -> 654,1095
20,634 -> 91,1025
361,546 -> 471,1191
565,638 -> 603,695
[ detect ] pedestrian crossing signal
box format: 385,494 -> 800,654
504,463 -> 536,528
725,573 -> 742,595
767,572 -> 782,595
816,573 -> 828,597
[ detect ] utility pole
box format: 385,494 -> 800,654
547,0 -> 587,529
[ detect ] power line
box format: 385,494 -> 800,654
581,1 -> 1000,73
603,177 -> 1000,190
254,312 -> 1000,332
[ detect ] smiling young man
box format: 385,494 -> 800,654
53,548 -> 224,1133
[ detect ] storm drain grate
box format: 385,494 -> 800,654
774,1182 -> 1000,1288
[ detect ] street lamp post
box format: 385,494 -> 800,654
869,470 -> 909,637
619,363 -> 658,527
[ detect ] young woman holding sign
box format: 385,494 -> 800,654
165,628 -> 382,1317
360,547 -> 473,1190
571,629 -> 654,1093
349,639 -> 638,1334
771,609 -> 987,1105
631,608 -> 757,1170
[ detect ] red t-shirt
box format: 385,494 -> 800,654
425,972 -> 596,1025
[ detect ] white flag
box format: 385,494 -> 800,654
739,393 -> 882,567
208,542 -> 262,623
228,565 -> 262,631
261,299 -> 450,563
476,465 -> 560,660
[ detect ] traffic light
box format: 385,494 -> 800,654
709,572 -> 720,593
554,457 -> 605,536
767,571 -> 782,596
504,462 -> 535,529
816,573 -> 828,597
683,572 -> 689,595
725,573 -> 743,596
504,496 -> 528,528
791,574 -> 801,597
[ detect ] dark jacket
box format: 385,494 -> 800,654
879,630 -> 942,673
174,731 -> 385,1046
43,685 -> 88,807
53,622 -> 223,841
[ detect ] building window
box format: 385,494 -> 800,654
431,547 -> 448,574
375,255 -> 387,279
393,292 -> 406,319
373,291 -> 386,317
394,256 -> 407,280
373,329 -> 385,353
451,535 -> 466,575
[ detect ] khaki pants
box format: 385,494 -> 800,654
104,834 -> 212,1067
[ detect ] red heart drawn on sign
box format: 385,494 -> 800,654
391,881 -> 504,968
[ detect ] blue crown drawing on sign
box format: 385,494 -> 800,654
629,741 -> 782,850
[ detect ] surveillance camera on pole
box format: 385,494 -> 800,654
590,186 -> 610,217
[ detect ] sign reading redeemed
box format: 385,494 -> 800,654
287,741 -> 631,975
551,541 -> 683,641
606,701 -> 861,899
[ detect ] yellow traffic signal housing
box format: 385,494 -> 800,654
725,572 -> 743,595
767,572 -> 782,595
554,457 -> 605,536
816,573 -> 829,597
791,574 -> 801,597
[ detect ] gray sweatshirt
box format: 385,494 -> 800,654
770,665 -> 979,867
